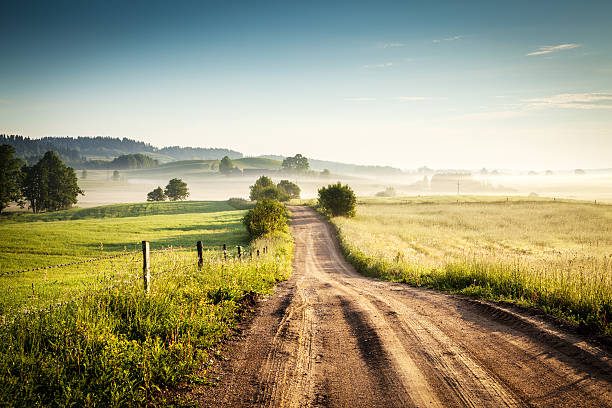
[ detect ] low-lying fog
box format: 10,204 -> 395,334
75,168 -> 612,207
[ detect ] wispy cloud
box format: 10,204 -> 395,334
453,110 -> 527,121
393,96 -> 444,102
379,42 -> 405,49
344,97 -> 377,102
363,62 -> 393,69
433,35 -> 463,43
525,92 -> 612,109
526,43 -> 581,56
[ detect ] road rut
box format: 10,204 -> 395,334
193,206 -> 611,407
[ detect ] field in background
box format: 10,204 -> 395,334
333,196 -> 612,335
0,200 -> 293,406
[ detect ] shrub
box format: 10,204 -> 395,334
318,182 -> 356,217
243,199 -> 288,238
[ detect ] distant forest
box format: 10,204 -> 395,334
0,135 -> 243,167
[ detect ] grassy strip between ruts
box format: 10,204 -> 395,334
0,231 -> 293,407
324,198 -> 612,336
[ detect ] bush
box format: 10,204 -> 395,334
318,182 -> 356,217
243,199 -> 288,238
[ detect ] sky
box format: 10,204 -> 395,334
1,0 -> 611,170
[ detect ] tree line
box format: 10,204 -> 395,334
0,145 -> 83,214
0,135 -> 243,165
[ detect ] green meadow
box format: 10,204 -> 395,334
0,201 -> 247,271
0,200 -> 293,406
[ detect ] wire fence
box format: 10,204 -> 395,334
0,242 -> 270,325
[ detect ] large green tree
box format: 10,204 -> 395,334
22,151 -> 84,213
165,178 -> 189,201
281,154 -> 309,173
0,145 -> 25,213
147,186 -> 167,202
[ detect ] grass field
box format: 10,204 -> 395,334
0,201 -> 246,271
0,201 -> 293,406
332,196 -> 612,335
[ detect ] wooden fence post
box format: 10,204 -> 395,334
237,245 -> 242,259
256,249 -> 260,257
223,244 -> 227,261
142,241 -> 150,293
197,241 -> 203,269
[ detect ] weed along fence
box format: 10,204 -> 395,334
138,239 -> 269,293
0,238 -> 273,320
0,231 -> 292,406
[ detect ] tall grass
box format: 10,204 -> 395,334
332,197 -> 612,335
0,232 -> 293,407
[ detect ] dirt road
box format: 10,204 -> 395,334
193,206 -> 611,407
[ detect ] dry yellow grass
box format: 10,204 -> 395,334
333,196 -> 612,334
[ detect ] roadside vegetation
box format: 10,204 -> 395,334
243,199 -> 289,238
0,200 -> 293,406
331,196 -> 612,335
318,182 -> 356,217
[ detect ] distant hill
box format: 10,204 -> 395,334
234,157 -> 282,170
259,155 -> 402,175
1,134 -> 404,176
0,135 -> 243,164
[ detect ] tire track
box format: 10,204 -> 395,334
189,206 -> 612,407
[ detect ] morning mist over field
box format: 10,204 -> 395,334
1,1 -> 611,407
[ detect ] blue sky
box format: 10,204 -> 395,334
1,0 -> 611,169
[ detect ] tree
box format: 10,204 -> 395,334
22,151 -> 83,213
219,156 -> 234,175
0,145 -> 24,213
249,176 -> 275,201
165,178 -> 189,201
318,182 -> 356,217
112,170 -> 121,181
277,180 -> 300,199
243,199 -> 288,238
249,176 -> 290,201
147,186 -> 167,201
281,154 -> 309,173
110,153 -> 158,169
